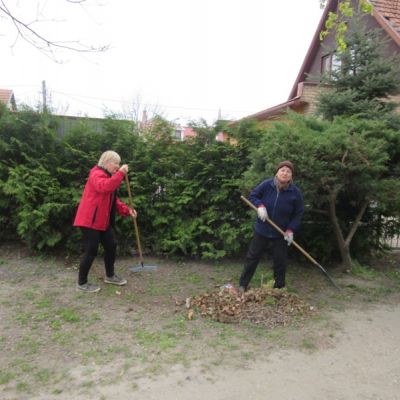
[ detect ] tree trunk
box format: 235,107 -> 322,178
327,186 -> 352,271
327,186 -> 369,272
339,244 -> 353,272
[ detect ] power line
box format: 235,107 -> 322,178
7,84 -> 254,120
51,90 -> 254,114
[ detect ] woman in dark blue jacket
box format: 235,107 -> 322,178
239,160 -> 304,291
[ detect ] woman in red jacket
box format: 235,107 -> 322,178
74,151 -> 137,293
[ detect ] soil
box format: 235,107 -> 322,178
0,243 -> 399,400
109,305 -> 400,400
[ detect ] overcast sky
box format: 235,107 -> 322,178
1,0 -> 324,124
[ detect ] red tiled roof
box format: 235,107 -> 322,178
371,0 -> 400,34
0,89 -> 13,105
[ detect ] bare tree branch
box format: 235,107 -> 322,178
0,0 -> 109,61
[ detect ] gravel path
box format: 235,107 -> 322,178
100,303 -> 400,400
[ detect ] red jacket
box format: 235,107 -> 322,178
73,166 -> 131,231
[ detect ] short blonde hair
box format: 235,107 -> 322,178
98,151 -> 121,168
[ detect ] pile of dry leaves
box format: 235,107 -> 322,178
180,286 -> 315,328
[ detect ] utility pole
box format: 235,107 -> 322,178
42,80 -> 47,113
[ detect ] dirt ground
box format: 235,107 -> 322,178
0,243 -> 399,400
104,304 -> 400,400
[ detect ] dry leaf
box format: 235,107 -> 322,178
185,287 -> 315,328
172,296 -> 184,306
185,298 -> 191,309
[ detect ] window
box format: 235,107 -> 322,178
321,52 -> 341,76
174,129 -> 183,141
331,52 -> 341,72
321,54 -> 332,74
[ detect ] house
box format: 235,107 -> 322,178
173,125 -> 229,142
55,114 -> 109,137
244,0 -> 400,122
0,89 -> 17,111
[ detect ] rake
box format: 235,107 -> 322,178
125,174 -> 158,272
240,195 -> 340,290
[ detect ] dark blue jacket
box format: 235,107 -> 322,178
249,178 -> 304,239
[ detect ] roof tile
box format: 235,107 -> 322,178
371,0 -> 400,33
0,89 -> 13,105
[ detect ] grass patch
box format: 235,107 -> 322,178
185,272 -> 205,286
50,319 -> 62,330
82,349 -> 101,363
35,368 -> 52,384
162,315 -> 189,333
165,351 -> 190,366
81,380 -> 96,389
351,264 -> 381,279
302,337 -> 317,350
15,311 -> 32,326
10,358 -> 36,374
105,345 -> 127,355
264,296 -> 276,306
145,280 -> 172,296
52,331 -> 74,346
0,370 -> 15,385
15,336 -> 41,355
385,270 -> 400,281
57,308 -> 80,323
22,290 -> 37,301
266,328 -> 287,345
16,381 -> 30,392
35,297 -> 51,308
134,329 -> 179,352
240,351 -> 254,360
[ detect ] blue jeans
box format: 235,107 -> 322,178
239,231 -> 288,289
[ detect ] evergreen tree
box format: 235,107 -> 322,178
317,15 -> 400,120
242,16 -> 400,270
312,14 -> 400,268
243,112 -> 400,271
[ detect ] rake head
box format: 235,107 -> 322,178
129,263 -> 158,273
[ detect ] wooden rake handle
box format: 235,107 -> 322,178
240,195 -> 341,290
240,195 -> 316,263
125,174 -> 144,264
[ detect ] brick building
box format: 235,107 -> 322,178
243,0 -> 400,122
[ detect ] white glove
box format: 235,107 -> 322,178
284,229 -> 294,246
257,206 -> 268,222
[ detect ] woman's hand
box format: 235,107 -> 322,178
119,164 -> 129,174
129,208 -> 137,218
257,205 -> 268,222
284,229 -> 293,246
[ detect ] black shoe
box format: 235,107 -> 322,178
273,283 -> 285,289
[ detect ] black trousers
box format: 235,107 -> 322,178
78,227 -> 117,285
239,231 -> 288,289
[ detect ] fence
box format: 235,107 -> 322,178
385,234 -> 400,249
